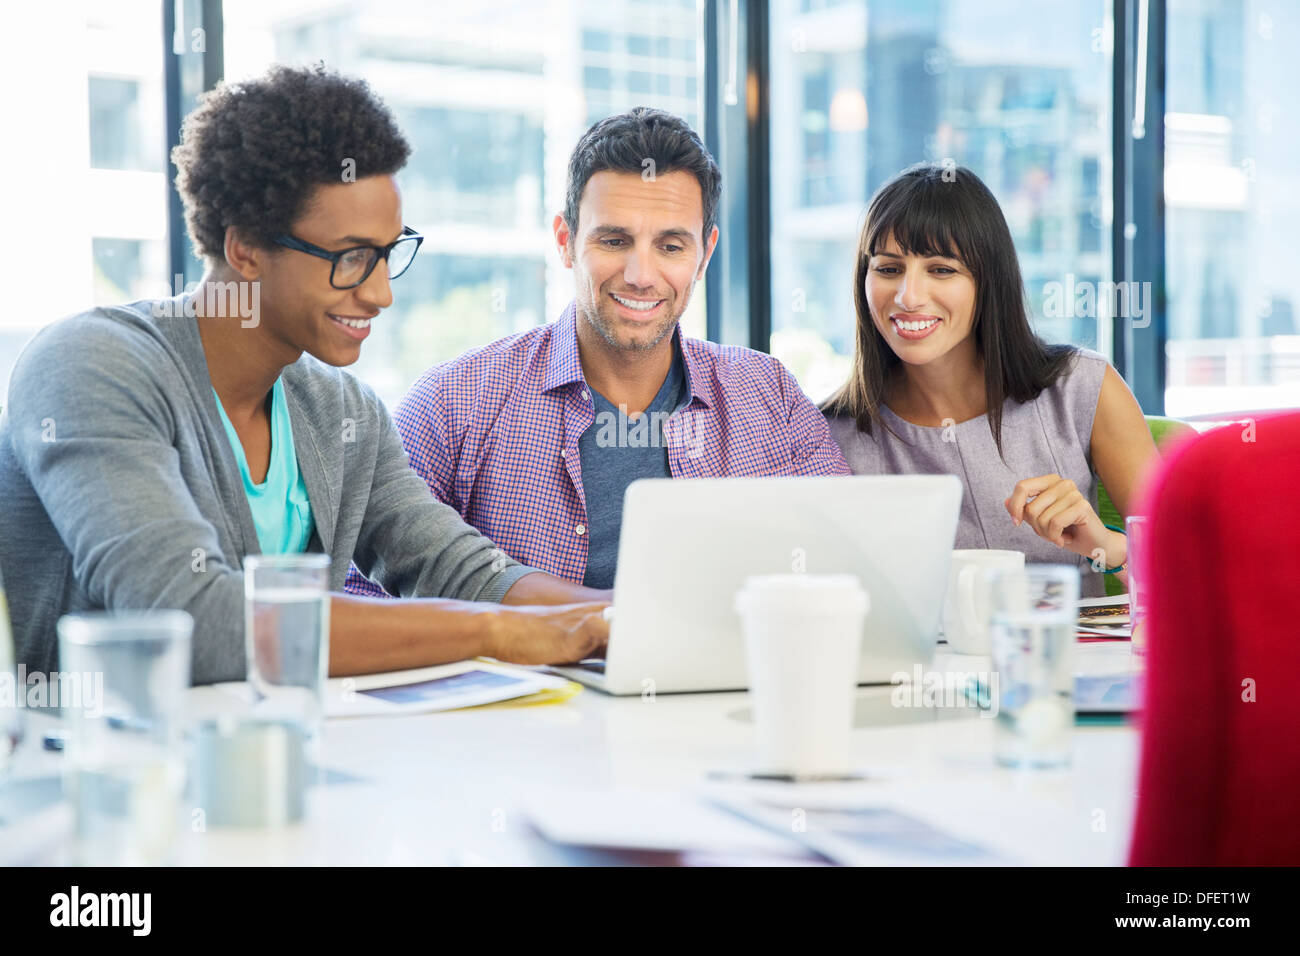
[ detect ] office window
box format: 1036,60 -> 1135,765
583,29 -> 612,53
0,3 -> 166,403
402,107 -> 545,229
89,77 -> 162,172
93,238 -> 157,304
768,0 -> 1113,402
1164,0 -> 1298,416
224,0 -> 705,406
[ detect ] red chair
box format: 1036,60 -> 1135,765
1128,412 -> 1300,865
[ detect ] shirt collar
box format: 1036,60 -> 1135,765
675,330 -> 711,410
541,302 -> 586,393
542,300 -> 712,410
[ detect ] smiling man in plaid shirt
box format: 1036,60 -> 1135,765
346,108 -> 848,595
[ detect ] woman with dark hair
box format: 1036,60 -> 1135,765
822,163 -> 1157,595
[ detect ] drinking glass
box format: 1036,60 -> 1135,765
58,611 -> 192,865
244,554 -> 330,738
1125,516 -> 1149,654
989,565 -> 1079,768
0,568 -> 21,780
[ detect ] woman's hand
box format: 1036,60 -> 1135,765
1004,473 -> 1115,562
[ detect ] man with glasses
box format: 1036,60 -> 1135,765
0,65 -> 610,686
346,108 -> 848,596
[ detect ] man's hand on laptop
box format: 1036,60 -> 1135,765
487,603 -> 610,665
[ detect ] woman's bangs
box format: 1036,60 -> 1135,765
865,181 -> 970,265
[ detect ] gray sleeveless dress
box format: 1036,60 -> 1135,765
826,348 -> 1110,597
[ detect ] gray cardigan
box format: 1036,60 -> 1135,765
0,298 -> 535,684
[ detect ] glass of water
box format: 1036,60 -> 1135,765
0,567 -> 22,780
57,610 -> 192,865
244,554 -> 330,738
1125,516 -> 1150,654
989,565 -> 1079,769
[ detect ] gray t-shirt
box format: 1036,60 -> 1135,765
826,348 -> 1110,597
578,348 -> 688,589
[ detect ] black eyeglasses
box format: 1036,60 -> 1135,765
272,226 -> 424,290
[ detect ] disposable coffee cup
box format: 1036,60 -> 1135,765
734,574 -> 869,777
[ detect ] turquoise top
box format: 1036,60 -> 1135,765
212,378 -> 315,554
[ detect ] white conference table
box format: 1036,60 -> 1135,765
4,645 -> 1140,866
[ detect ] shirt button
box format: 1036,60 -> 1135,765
575,523 -> 586,535
581,389 -> 590,401
560,448 -> 567,458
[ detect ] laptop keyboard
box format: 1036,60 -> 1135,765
574,659 -> 606,674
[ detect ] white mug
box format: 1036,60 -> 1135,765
942,550 -> 1025,655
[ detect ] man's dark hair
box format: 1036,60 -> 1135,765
563,107 -> 722,240
172,63 -> 411,262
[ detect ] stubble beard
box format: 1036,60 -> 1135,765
580,285 -> 686,354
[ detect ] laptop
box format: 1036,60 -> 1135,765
551,475 -> 962,695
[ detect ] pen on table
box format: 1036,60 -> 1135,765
706,769 -> 869,784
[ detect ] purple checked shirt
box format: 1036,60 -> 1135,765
344,302 -> 849,592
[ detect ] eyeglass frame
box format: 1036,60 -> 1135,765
271,225 -> 424,289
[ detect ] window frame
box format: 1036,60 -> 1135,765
163,0 -> 224,288
1115,0 -> 1168,414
